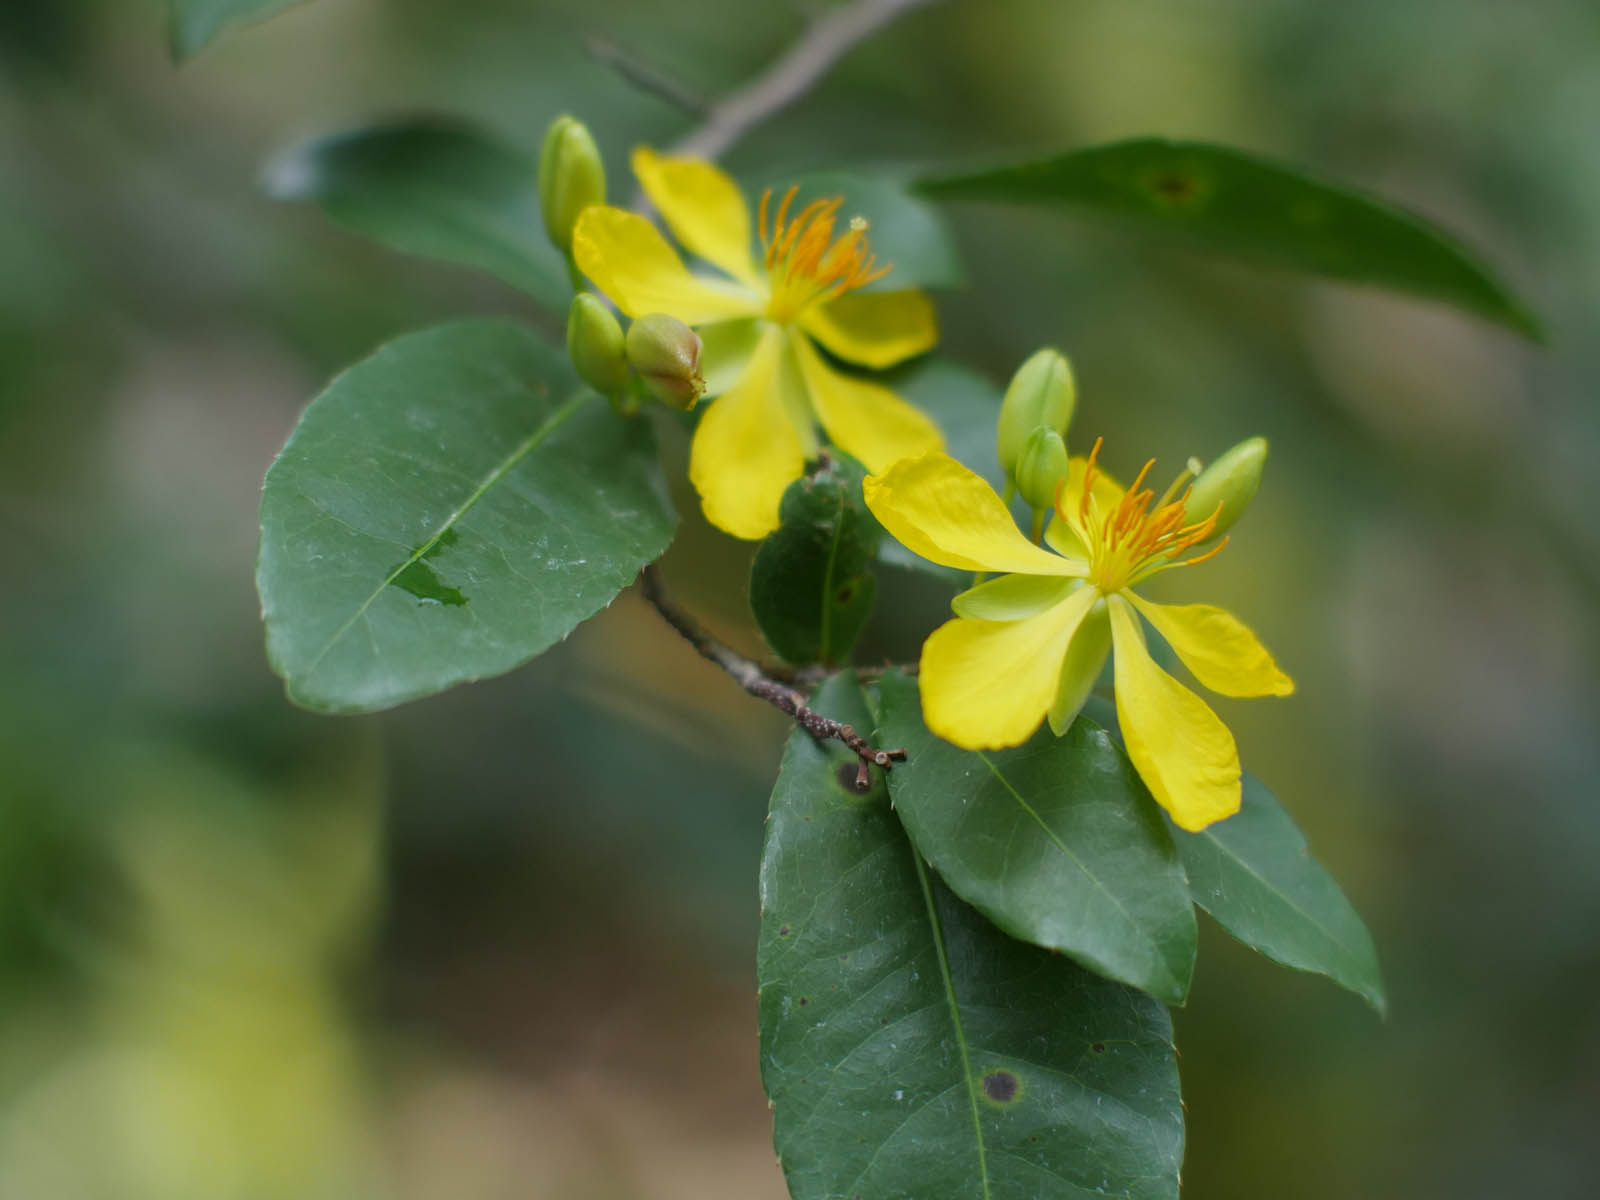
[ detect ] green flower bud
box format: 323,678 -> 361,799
566,293 -> 628,396
538,114 -> 606,252
1014,426 -> 1069,512
625,313 -> 705,410
1183,436 -> 1268,539
997,348 -> 1076,479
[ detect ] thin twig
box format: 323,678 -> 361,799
668,0 -> 942,161
639,564 -> 907,789
585,36 -> 709,115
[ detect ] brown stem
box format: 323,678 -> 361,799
666,0 -> 942,161
639,564 -> 907,789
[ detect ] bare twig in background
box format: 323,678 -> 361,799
585,36 -> 709,116
668,0 -> 942,161
639,565 -> 907,789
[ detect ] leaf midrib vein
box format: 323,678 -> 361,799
297,388 -> 590,680
911,853 -> 992,1200
975,750 -> 1174,991
1197,826 -> 1364,971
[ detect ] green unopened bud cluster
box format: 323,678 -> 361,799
539,114 -> 606,253
566,298 -> 705,414
1183,436 -> 1268,541
997,348 -> 1076,480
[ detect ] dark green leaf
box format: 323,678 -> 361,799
170,0 -> 311,60
749,455 -> 881,666
1174,774 -> 1387,1014
759,674 -> 1183,1200
1079,695 -> 1385,1012
265,119 -> 571,311
258,319 -> 674,712
756,170 -> 964,292
917,138 -> 1541,339
878,672 -> 1197,1003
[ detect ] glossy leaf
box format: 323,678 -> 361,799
878,672 -> 1197,1004
1173,774 -> 1387,1014
1079,695 -> 1385,1012
918,138 -> 1541,339
757,170 -> 964,292
265,119 -> 571,311
170,0 -> 311,60
749,455 -> 881,666
258,319 -> 674,712
759,674 -> 1183,1200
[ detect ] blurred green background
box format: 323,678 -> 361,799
3,0 -> 1597,1196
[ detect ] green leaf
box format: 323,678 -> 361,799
757,170 -> 964,292
749,455 -> 881,666
257,319 -> 674,713
878,672 -> 1197,1004
170,0 -> 312,60
917,138 -> 1541,339
759,674 -> 1183,1200
265,119 -> 571,311
1173,774 -> 1387,1014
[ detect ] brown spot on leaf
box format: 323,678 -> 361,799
982,1070 -> 1020,1103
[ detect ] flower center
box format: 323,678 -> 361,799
1068,437 -> 1227,593
758,185 -> 891,324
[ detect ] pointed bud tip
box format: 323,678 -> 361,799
539,114 -> 606,252
1184,436 -> 1268,539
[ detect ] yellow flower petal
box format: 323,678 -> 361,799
1126,594 -> 1295,699
572,207 -> 761,323
688,328 -> 805,539
1049,597 -> 1112,735
921,586 -> 1100,750
952,574 -> 1081,620
790,332 -> 942,473
697,318 -> 766,397
1109,596 -> 1240,831
798,289 -> 938,369
631,147 -> 760,286
863,452 -> 1088,577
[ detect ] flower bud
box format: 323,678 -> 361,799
566,293 -> 628,396
997,348 -> 1075,479
1183,436 -> 1268,539
625,313 -> 705,410
1014,426 -> 1069,512
538,114 -> 606,252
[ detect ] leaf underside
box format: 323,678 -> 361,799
265,119 -> 572,311
917,137 -> 1541,339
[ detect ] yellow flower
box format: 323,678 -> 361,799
572,149 -> 943,539
863,441 -> 1294,832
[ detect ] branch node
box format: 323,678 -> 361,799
639,564 -> 908,785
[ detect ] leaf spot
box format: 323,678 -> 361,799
980,1069 -> 1021,1104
